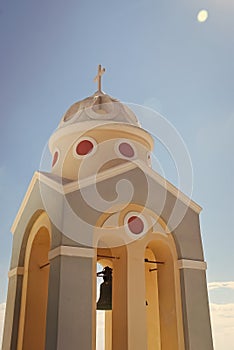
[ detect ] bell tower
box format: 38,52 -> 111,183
2,66 -> 213,350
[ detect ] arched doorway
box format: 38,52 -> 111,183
17,213 -> 51,350
145,236 -> 184,350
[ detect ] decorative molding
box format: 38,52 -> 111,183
134,160 -> 202,214
49,246 -> 95,260
51,147 -> 60,169
59,160 -> 202,213
11,156 -> 202,235
11,172 -> 39,233
72,136 -> 97,159
177,259 -> 207,270
49,121 -> 154,151
63,162 -> 136,194
38,171 -> 64,193
42,160 -> 202,216
8,267 -> 24,278
114,138 -> 138,160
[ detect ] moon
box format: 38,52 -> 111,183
197,9 -> 209,23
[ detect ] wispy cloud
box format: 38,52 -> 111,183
208,281 -> 234,349
208,281 -> 234,291
210,302 -> 234,315
210,302 -> 234,350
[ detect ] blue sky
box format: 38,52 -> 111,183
0,0 -> 234,348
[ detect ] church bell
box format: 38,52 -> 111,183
97,266 -> 112,310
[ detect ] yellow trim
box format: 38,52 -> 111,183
118,203 -> 168,232
63,162 -> 136,194
49,121 -> 154,151
11,172 -> 39,234
96,204 -> 168,232
12,159 -> 201,236
17,212 -> 51,350
142,232 -> 185,350
134,159 -> 202,214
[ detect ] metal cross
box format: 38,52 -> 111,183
94,64 -> 106,91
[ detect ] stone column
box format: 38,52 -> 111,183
179,260 -> 214,350
2,269 -> 24,350
45,246 -> 96,350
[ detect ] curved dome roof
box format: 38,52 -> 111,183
58,90 -> 141,129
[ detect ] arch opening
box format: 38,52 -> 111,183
96,247 -> 113,350
145,238 -> 183,350
96,236 -> 128,350
17,214 -> 51,350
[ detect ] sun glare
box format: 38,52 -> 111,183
197,9 -> 209,23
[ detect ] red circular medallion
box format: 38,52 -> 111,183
118,142 -> 135,158
52,151 -> 59,167
76,140 -> 94,156
127,216 -> 144,234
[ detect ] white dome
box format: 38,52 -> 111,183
49,88 -> 154,181
58,90 -> 140,129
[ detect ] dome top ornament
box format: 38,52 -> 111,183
57,65 -> 141,129
94,64 -> 106,92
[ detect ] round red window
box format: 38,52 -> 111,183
52,151 -> 59,167
76,140 -> 94,156
127,215 -> 144,234
118,142 -> 135,158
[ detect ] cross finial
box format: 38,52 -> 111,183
94,64 -> 106,91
